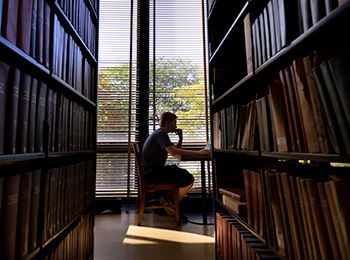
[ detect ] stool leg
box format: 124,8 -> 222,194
173,188 -> 180,224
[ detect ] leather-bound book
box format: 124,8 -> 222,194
1,0 -> 19,44
17,0 -> 34,53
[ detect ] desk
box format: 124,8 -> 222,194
176,153 -> 213,225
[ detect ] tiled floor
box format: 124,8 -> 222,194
94,205 -> 216,260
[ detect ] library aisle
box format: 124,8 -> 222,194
94,205 -> 215,260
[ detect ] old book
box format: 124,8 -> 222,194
278,0 -> 300,48
305,178 -> 331,259
1,0 -> 19,44
35,82 -> 47,152
317,182 -> 340,258
0,61 -> 10,154
43,1 -> 50,67
299,0 -> 312,32
28,169 -> 41,251
328,50 -> 350,132
310,0 -> 326,25
275,172 -> 294,259
266,170 -> 286,256
16,171 -> 32,259
219,187 -> 246,202
0,174 -> 20,260
263,6 -> 271,60
318,61 -> 350,154
280,172 -> 303,259
35,0 -> 44,64
222,195 -> 247,217
250,171 -> 258,232
313,66 -> 341,153
267,1 -> 277,56
243,170 -> 253,227
258,13 -> 266,64
16,72 -> 31,153
244,13 -> 253,75
296,177 -> 313,259
27,77 -> 38,153
289,175 -> 308,258
327,176 -> 350,258
4,68 -> 21,154
292,59 -> 320,152
17,0 -> 34,54
268,80 -> 289,152
302,55 -> 329,153
255,171 -> 265,238
30,0 -> 38,58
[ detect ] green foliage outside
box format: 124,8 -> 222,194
98,58 -> 207,136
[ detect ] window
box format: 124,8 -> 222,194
97,0 -> 209,197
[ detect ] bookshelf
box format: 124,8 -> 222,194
208,0 -> 350,259
0,0 -> 98,259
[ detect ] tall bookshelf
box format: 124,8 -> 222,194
0,0 -> 98,259
208,0 -> 350,259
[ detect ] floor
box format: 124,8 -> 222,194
93,204 -> 216,260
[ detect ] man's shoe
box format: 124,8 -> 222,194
160,196 -> 177,217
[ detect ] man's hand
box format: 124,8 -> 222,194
175,128 -> 183,137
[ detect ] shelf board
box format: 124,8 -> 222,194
84,0 -> 99,23
47,150 -> 96,158
0,153 -> 46,166
51,74 -> 96,109
261,152 -> 350,163
212,149 -> 260,157
0,37 -> 50,78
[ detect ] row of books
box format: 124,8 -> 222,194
213,48 -> 350,154
0,61 -> 95,155
53,15 -> 96,100
57,0 -> 97,57
44,210 -> 94,260
252,0 -> 344,69
41,161 -> 95,242
265,169 -> 350,259
216,212 -> 279,260
243,170 -> 265,238
0,161 -> 95,259
1,0 -> 50,67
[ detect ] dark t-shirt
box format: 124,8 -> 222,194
142,128 -> 172,171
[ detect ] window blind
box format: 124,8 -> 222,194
97,0 -> 210,197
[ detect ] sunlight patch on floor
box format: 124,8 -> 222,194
122,225 -> 215,245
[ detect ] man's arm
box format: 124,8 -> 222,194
165,145 -> 210,160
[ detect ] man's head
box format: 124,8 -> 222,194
160,112 -> 177,130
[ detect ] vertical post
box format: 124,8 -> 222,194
137,0 -> 150,150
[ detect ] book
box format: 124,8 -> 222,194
16,171 -> 32,259
328,50 -> 350,133
268,80 -> 289,152
292,59 -> 320,152
27,77 -> 38,153
302,55 -> 330,153
30,0 -> 38,58
318,61 -> 350,154
0,61 -> 10,154
4,68 -> 21,154
266,170 -> 286,256
28,169 -> 41,250
0,174 -> 20,260
244,13 -> 253,75
305,178 -> 330,259
222,195 -> 247,217
35,82 -> 47,152
219,187 -> 246,201
313,65 -> 342,153
310,0 -> 326,25
1,0 -> 19,44
243,170 -> 253,227
16,72 -> 31,153
17,0 -> 34,54
317,181 -> 340,258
